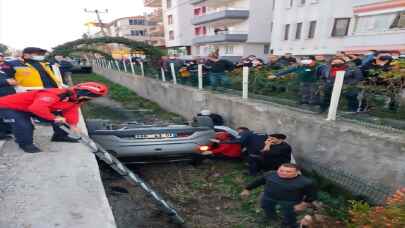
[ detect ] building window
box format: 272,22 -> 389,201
194,27 -> 201,35
130,30 -> 145,36
202,6 -> 206,14
332,18 -> 350,37
272,0 -> 275,10
390,11 -> 405,29
295,22 -> 302,39
129,19 -> 145,25
284,24 -> 290,40
169,30 -> 174,40
224,45 -> 234,55
194,8 -> 201,16
270,22 -> 274,33
308,20 -> 317,39
167,0 -> 172,9
264,44 -> 270,54
289,0 -> 294,8
300,0 -> 306,5
168,15 -> 173,25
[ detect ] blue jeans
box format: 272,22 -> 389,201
261,197 -> 298,228
208,72 -> 230,89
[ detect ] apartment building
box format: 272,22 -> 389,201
105,16 -> 149,42
344,0 -> 405,53
271,0 -> 354,56
145,9 -> 165,47
144,0 -> 166,47
190,0 -> 273,62
162,0 -> 194,56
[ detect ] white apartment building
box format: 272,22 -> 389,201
106,16 -> 149,42
161,0 -> 194,56
271,0 -> 354,56
344,0 -> 405,53
190,0 -> 273,62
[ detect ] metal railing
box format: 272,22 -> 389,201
91,58 -> 405,131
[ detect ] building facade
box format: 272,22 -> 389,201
144,0 -> 166,47
190,0 -> 273,62
344,0 -> 405,53
105,16 -> 149,42
271,0 -> 354,56
162,0 -> 194,56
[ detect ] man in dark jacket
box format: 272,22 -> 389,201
205,53 -> 234,89
320,58 -> 364,112
272,57 -> 325,105
260,134 -> 292,171
237,127 -> 268,176
0,53 -> 17,139
241,163 -> 317,228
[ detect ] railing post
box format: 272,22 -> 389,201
161,67 -> 166,82
51,64 -> 64,87
128,55 -> 135,75
170,62 -> 177,85
198,64 -> 203,90
140,61 -> 145,77
108,60 -> 113,70
114,60 -> 121,72
242,66 -> 249,99
122,59 -> 128,73
327,71 -> 346,121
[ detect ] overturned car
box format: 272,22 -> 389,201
86,117 -> 217,164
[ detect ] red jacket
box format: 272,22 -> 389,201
210,132 -> 241,158
0,88 -> 80,125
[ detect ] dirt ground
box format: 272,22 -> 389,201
100,160 -> 279,228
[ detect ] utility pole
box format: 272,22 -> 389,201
84,8 -> 108,36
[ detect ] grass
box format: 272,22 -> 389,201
72,73 -> 184,123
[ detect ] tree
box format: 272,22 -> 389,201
0,43 -> 8,53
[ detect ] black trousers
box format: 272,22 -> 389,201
0,109 -> 68,146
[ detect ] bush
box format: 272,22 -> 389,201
348,188 -> 405,227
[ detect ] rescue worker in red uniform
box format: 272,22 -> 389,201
0,82 -> 108,153
202,132 -> 241,158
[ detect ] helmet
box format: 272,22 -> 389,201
72,82 -> 108,98
200,109 -> 211,116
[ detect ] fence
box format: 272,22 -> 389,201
91,58 -> 405,131
298,157 -> 395,204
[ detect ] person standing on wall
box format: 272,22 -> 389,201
0,52 -> 17,139
0,82 -> 108,153
205,52 -> 234,90
9,47 -> 78,142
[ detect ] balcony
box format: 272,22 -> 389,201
192,31 -> 248,44
144,0 -> 161,7
191,9 -> 249,25
148,26 -> 165,36
344,30 -> 405,52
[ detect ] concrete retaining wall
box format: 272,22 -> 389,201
0,116 -> 116,228
94,67 -> 405,191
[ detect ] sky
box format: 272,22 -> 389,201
0,0 -> 149,51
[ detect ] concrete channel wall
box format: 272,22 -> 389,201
94,67 -> 405,195
0,116 -> 116,228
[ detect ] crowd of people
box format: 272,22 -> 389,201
160,50 -> 403,113
196,110 -> 317,228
